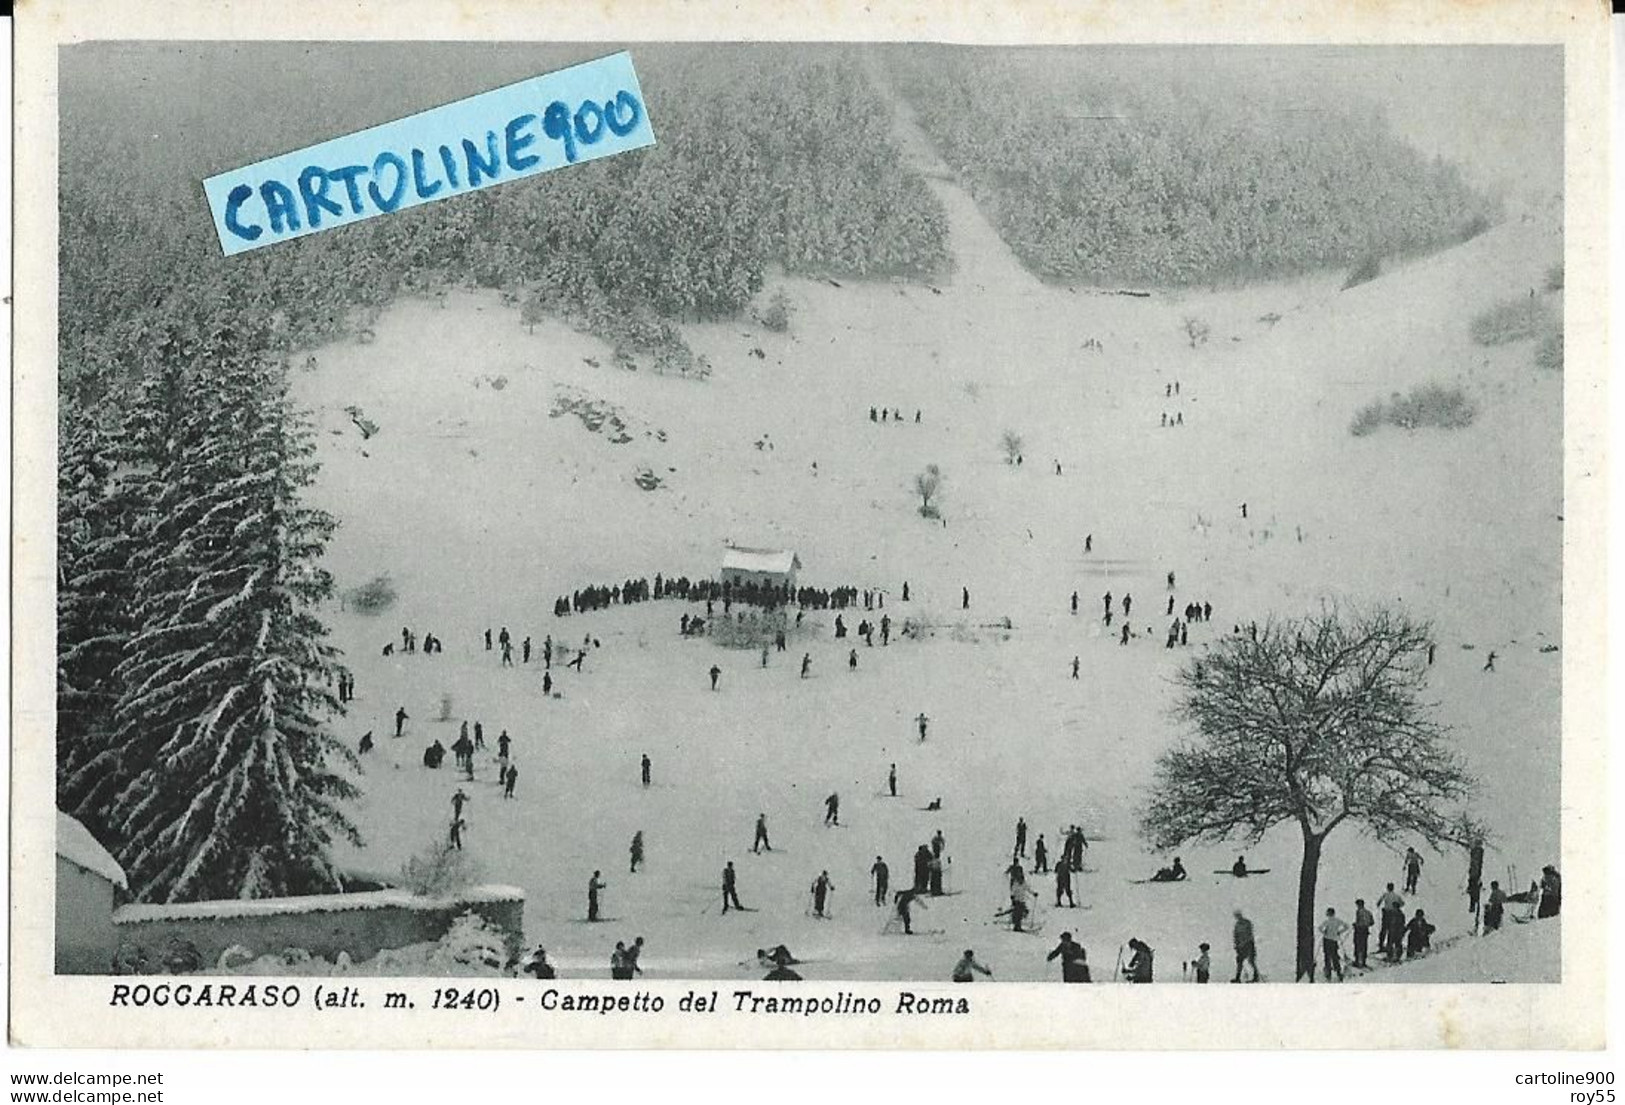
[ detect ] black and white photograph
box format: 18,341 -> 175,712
11,0 -> 1612,1058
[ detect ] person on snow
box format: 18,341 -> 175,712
1232,911 -> 1260,982
871,857 -> 890,906
1193,943 -> 1212,983
1405,909 -> 1435,957
1403,846 -> 1425,894
1123,939 -> 1154,983
888,763 -> 898,798
800,654 -> 812,679
1467,841 -> 1486,915
1232,856 -> 1251,878
1377,883 -> 1406,961
449,817 -> 466,850
1320,907 -> 1350,981
359,731 -> 375,755
1014,817 -> 1028,859
543,671 -> 554,695
1484,881 -> 1507,932
1538,865 -> 1562,918
811,871 -> 835,918
1047,932 -> 1091,982
928,852 -> 945,897
630,831 -> 645,873
894,889 -> 924,935
520,946 -> 555,980
824,792 -> 840,826
1072,656 -> 1080,680
522,637 -> 532,664
497,730 -> 512,759
1352,899 -> 1375,968
722,861 -> 744,914
394,706 -> 410,738
503,764 -> 518,798
1055,860 -> 1076,908
451,788 -> 470,820
484,628 -> 492,651
848,648 -> 858,672
753,814 -> 772,854
1151,857 -> 1188,882
709,664 -> 722,691
952,950 -> 993,982
587,871 -> 607,922
916,713 -> 929,741
913,845 -> 933,893
1033,835 -> 1049,874
962,587 -> 970,610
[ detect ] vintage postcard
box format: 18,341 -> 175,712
10,0 -> 1610,1050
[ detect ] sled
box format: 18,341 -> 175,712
1212,869 -> 1271,876
1128,877 -> 1190,885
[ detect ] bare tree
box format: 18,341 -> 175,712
1139,608 -> 1480,982
914,464 -> 943,517
1183,316 -> 1211,349
1000,430 -> 1024,465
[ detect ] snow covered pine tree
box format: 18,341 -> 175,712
103,318 -> 360,903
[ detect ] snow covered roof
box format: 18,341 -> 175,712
56,812 -> 127,889
113,884 -> 525,924
721,546 -> 801,575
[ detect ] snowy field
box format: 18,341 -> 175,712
297,94 -> 1563,983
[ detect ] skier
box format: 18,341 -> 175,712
1483,650 -> 1497,672
1054,860 -> 1075,908
1150,857 -> 1187,882
473,721 -> 484,750
894,889 -> 922,935
1403,846 -> 1424,894
567,648 -> 586,671
484,628 -> 492,651
1427,642 -> 1436,666
587,871 -> 606,922
1071,656 -> 1080,680
543,672 -> 553,695
452,788 -> 470,820
1123,939 -> 1154,983
394,706 -> 409,738
501,641 -> 513,667
523,636 -> 532,663
810,871 -> 834,918
1122,593 -> 1132,617
848,648 -> 858,672
928,851 -> 945,897
630,831 -> 644,873
1014,817 -> 1028,859
497,730 -> 512,759
1103,591 -> 1112,619
916,713 -> 929,741
881,615 -> 891,645
710,664 -> 722,691
1085,534 -> 1092,553
641,753 -> 652,787
1071,591 -> 1079,615
800,653 -> 812,679
722,861 -> 744,914
449,817 -> 466,850
1232,910 -> 1259,982
913,845 -> 932,892
952,949 -> 992,982
962,587 -> 969,610
871,856 -> 890,906
902,581 -> 910,602
824,792 -> 840,826
1120,623 -> 1131,646
358,731 -> 374,755
753,813 -> 772,854
503,765 -> 518,799
1047,932 -> 1090,982
888,763 -> 898,798
1340,899 -> 1372,970
1320,907 -> 1349,981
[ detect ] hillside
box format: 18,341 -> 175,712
296,85 -> 1563,981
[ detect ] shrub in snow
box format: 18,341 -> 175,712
345,574 -> 397,614
400,839 -> 482,899
1350,384 -> 1476,436
1470,296 -> 1552,346
757,289 -> 793,333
